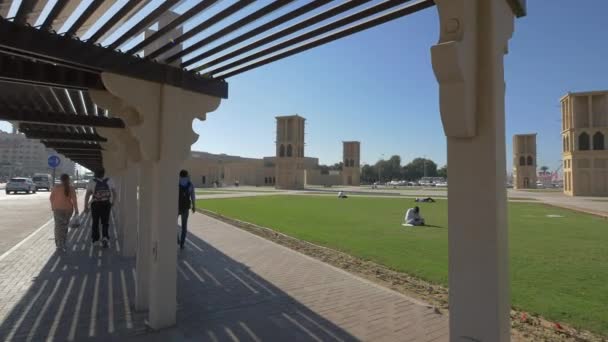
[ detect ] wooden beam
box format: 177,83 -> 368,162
23,130 -> 107,142
42,141 -> 103,150
0,107 -> 125,128
0,17 -> 228,98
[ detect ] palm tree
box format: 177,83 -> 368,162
540,166 -> 549,175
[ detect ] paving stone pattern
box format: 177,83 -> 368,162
0,210 -> 448,341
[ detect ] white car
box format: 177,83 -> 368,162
6,178 -> 37,194
32,174 -> 52,191
74,179 -> 89,189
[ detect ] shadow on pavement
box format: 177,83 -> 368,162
0,212 -> 356,341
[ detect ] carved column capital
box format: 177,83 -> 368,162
92,73 -> 220,163
431,0 -> 514,138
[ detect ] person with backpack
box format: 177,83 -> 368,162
178,169 -> 196,250
84,168 -> 116,248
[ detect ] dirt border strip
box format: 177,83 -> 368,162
199,209 -> 606,342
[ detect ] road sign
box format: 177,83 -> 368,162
48,155 -> 61,168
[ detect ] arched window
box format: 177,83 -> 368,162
578,132 -> 590,150
286,144 -> 293,157
527,156 -> 533,166
593,132 -> 605,150
350,159 -> 355,167
279,144 -> 285,157
344,159 -> 349,166
519,156 -> 525,166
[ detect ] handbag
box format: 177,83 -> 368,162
69,213 -> 81,228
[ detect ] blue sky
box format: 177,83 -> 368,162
2,0 -> 607,173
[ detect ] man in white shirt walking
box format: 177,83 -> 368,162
84,168 -> 117,248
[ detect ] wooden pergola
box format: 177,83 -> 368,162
0,0 -> 526,340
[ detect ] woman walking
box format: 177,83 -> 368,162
50,174 -> 79,251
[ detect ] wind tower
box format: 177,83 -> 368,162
342,141 -> 360,186
512,134 -> 537,189
275,115 -> 305,189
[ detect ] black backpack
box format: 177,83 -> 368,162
93,178 -> 111,202
178,182 -> 192,211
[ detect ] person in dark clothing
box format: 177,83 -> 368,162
178,170 -> 196,250
415,197 -> 436,203
84,168 -> 117,248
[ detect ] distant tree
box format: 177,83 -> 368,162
318,164 -> 330,175
437,165 -> 447,179
361,164 -> 376,183
540,166 -> 549,174
374,155 -> 401,181
388,155 -> 403,180
402,158 -> 438,180
329,162 -> 343,171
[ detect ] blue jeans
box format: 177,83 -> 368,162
178,209 -> 189,248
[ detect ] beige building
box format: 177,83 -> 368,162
512,134 -> 537,189
275,115 -> 306,189
342,141 -> 361,186
182,116 -> 361,189
561,91 -> 608,196
0,129 -> 76,178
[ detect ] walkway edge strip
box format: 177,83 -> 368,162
0,217 -> 52,262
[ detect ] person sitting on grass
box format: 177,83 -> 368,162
415,197 -> 435,203
338,191 -> 348,199
404,206 -> 425,226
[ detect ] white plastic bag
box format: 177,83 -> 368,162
69,214 -> 81,228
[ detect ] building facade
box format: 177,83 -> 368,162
512,134 -> 537,189
0,130 -> 75,179
342,141 -> 361,186
561,91 -> 608,196
182,115 -> 361,189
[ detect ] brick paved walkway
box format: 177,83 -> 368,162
0,211 -> 448,341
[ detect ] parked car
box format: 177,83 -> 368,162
32,174 -> 53,191
74,179 -> 89,189
6,177 -> 37,194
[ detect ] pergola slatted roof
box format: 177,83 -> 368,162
0,0 -> 525,170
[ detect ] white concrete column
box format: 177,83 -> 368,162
92,73 -> 221,329
119,171 -> 127,234
115,172 -> 125,237
431,1 -> 516,341
135,161 -> 153,311
121,162 -> 139,257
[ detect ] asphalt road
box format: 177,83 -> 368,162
0,189 -> 85,256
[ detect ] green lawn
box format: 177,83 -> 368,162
198,195 -> 608,336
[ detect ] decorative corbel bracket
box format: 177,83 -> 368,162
431,0 -> 478,138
